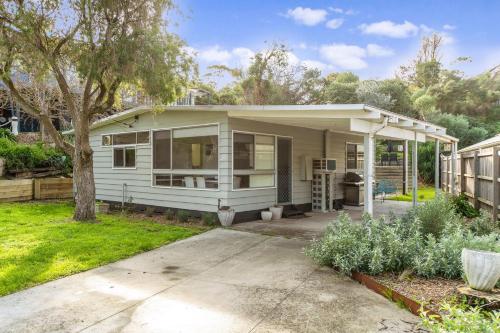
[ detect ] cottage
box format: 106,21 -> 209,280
86,104 -> 458,222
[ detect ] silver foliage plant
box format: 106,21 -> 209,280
305,199 -> 499,279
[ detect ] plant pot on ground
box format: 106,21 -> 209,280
261,211 -> 272,222
217,206 -> 235,227
461,248 -> 500,291
269,205 -> 283,220
96,202 -> 110,214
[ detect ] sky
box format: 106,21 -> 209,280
170,0 -> 500,86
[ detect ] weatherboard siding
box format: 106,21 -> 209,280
89,110 -> 362,213
90,111 -> 228,212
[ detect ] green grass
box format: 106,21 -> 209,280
387,186 -> 436,202
0,201 -> 205,296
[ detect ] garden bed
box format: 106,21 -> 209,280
372,273 -> 463,313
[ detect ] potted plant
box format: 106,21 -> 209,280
261,210 -> 272,222
96,201 -> 110,214
461,248 -> 500,291
217,206 -> 235,227
269,204 -> 283,220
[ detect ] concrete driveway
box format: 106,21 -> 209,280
0,228 -> 420,333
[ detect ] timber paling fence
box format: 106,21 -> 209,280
441,146 -> 499,220
0,177 -> 73,202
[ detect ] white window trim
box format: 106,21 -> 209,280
150,123 -> 221,191
101,130 -> 151,148
112,146 -> 137,170
232,130 -> 293,192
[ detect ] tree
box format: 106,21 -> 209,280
356,80 -> 393,110
0,0 -> 193,220
323,72 -> 359,104
207,43 -> 325,105
399,33 -> 443,88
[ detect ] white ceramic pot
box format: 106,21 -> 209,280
461,248 -> 500,291
261,211 -> 273,222
217,209 -> 235,227
269,206 -> 283,220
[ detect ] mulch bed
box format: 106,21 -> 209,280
373,273 -> 464,313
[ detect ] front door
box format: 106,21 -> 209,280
277,137 -> 292,204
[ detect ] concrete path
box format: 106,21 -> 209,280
0,229 -> 420,333
232,200 -> 413,240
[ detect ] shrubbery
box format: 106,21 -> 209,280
306,195 -> 499,279
0,138 -> 71,172
451,193 -> 480,218
421,302 -> 500,333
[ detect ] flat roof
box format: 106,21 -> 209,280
66,104 -> 458,143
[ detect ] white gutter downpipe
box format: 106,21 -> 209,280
364,117 -> 389,215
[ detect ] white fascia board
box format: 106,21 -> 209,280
228,108 -> 381,119
350,119 -> 426,142
425,126 -> 437,134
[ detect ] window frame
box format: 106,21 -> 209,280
101,130 -> 150,148
232,130 -> 281,191
345,141 -> 364,171
112,146 -> 137,170
150,123 -> 220,191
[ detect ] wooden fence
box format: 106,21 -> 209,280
0,177 -> 73,202
441,146 -> 499,220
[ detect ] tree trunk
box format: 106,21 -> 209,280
72,118 -> 96,221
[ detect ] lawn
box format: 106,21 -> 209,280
0,201 -> 205,296
387,186 -> 436,202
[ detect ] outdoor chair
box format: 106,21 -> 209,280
373,179 -> 397,202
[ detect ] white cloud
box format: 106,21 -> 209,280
366,44 -> 394,57
441,32 -> 455,45
301,59 -> 328,71
232,47 -> 255,68
359,20 -> 419,38
198,45 -> 232,63
286,7 -> 328,26
320,44 -> 368,70
443,24 -> 456,30
297,42 -> 308,50
328,7 -> 356,15
286,52 -> 300,66
326,18 -> 344,29
329,7 -> 343,14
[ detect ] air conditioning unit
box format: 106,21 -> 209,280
313,158 -> 337,172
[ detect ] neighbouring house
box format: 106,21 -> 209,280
82,104 -> 458,222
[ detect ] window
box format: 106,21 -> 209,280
233,132 -> 276,189
172,126 -> 218,169
113,147 -> 136,168
102,131 -> 149,146
346,143 -> 364,170
151,125 -> 219,190
234,133 -> 254,169
153,130 -> 171,169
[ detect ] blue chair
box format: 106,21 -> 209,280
373,180 -> 397,202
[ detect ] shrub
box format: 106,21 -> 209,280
0,128 -> 16,142
176,210 -> 190,223
201,212 -> 217,226
0,138 -> 71,172
469,210 -> 498,236
306,196 -> 500,279
412,194 -> 460,238
451,193 -> 480,218
421,302 -> 500,333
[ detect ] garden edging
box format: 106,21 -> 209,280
351,271 -> 441,320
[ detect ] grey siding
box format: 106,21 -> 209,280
90,111 -> 364,214
90,111 -> 228,212
228,118 -> 363,212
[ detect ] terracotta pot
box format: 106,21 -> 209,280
261,211 -> 272,222
461,248 -> 500,291
269,206 -> 283,220
217,209 -> 235,227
